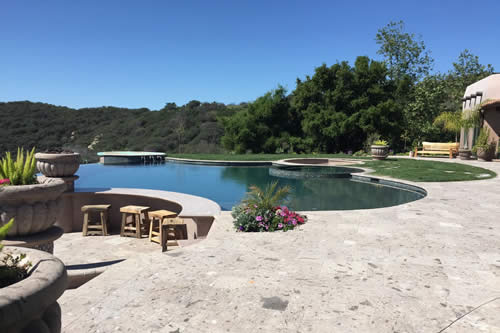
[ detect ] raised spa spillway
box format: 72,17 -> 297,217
75,162 -> 425,211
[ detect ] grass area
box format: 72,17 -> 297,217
169,153 -> 497,182
362,158 -> 496,182
169,153 -> 364,161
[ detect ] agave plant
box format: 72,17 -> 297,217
0,148 -> 37,185
242,181 -> 291,211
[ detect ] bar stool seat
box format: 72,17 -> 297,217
149,210 -> 178,245
81,204 -> 111,236
120,205 -> 150,238
160,217 -> 186,252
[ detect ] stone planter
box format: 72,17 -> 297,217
371,145 -> 389,160
0,247 -> 67,333
476,147 -> 495,162
35,153 -> 80,177
458,149 -> 471,160
0,177 -> 66,237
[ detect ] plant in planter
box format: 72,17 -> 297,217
0,218 -> 68,333
232,181 -> 307,232
35,148 -> 80,177
472,128 -> 496,162
0,148 -> 66,237
371,139 -> 389,160
0,219 -> 31,288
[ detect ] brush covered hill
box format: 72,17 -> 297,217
0,100 -> 242,162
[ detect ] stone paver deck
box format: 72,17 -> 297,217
59,159 -> 500,332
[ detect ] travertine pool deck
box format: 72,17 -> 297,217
59,158 -> 500,332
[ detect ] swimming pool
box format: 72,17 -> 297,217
75,162 -> 425,211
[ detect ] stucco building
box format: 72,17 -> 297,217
460,73 -> 500,151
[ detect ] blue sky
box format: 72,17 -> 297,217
1,0 -> 499,110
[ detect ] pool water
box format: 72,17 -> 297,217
75,163 -> 424,211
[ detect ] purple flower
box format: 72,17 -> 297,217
256,216 -> 263,221
265,225 -> 269,230
239,226 -> 244,231
292,219 -> 297,226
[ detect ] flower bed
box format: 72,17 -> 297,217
232,204 -> 307,232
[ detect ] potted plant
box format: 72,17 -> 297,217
472,128 -> 496,162
35,148 -> 80,177
458,148 -> 472,160
232,181 -> 307,232
0,148 -> 66,237
0,218 -> 67,333
371,140 -> 389,160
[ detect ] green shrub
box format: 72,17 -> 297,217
353,150 -> 368,157
472,128 -> 496,154
0,148 -> 37,185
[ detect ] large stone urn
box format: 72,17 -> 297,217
371,145 -> 389,160
35,153 -> 80,177
476,146 -> 495,161
0,247 -> 67,333
458,149 -> 471,160
0,177 -> 66,237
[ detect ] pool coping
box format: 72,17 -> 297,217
75,187 -> 221,217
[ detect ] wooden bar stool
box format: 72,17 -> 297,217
149,210 -> 178,245
160,217 -> 186,252
120,205 -> 150,238
81,204 -> 111,236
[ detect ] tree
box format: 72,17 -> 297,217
452,49 -> 495,92
292,57 -> 403,152
220,86 -> 297,153
376,20 -> 434,83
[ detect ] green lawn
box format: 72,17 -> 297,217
168,154 -> 496,182
360,158 -> 496,182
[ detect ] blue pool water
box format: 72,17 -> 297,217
75,162 -> 424,211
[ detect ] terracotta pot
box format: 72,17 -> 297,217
0,247 -> 67,333
0,177 -> 66,237
458,149 -> 471,160
476,147 -> 495,162
35,153 -> 80,177
371,145 -> 389,160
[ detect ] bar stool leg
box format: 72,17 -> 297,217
100,211 -> 106,236
161,223 -> 167,252
149,216 -> 155,242
120,213 -> 126,236
82,212 -> 89,236
135,213 -> 141,238
104,210 -> 109,235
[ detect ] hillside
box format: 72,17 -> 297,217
0,101 -> 241,162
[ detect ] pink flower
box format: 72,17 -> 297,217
277,223 -> 283,229
0,178 -> 10,185
256,216 -> 263,221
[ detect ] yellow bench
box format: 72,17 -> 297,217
415,142 -> 459,158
